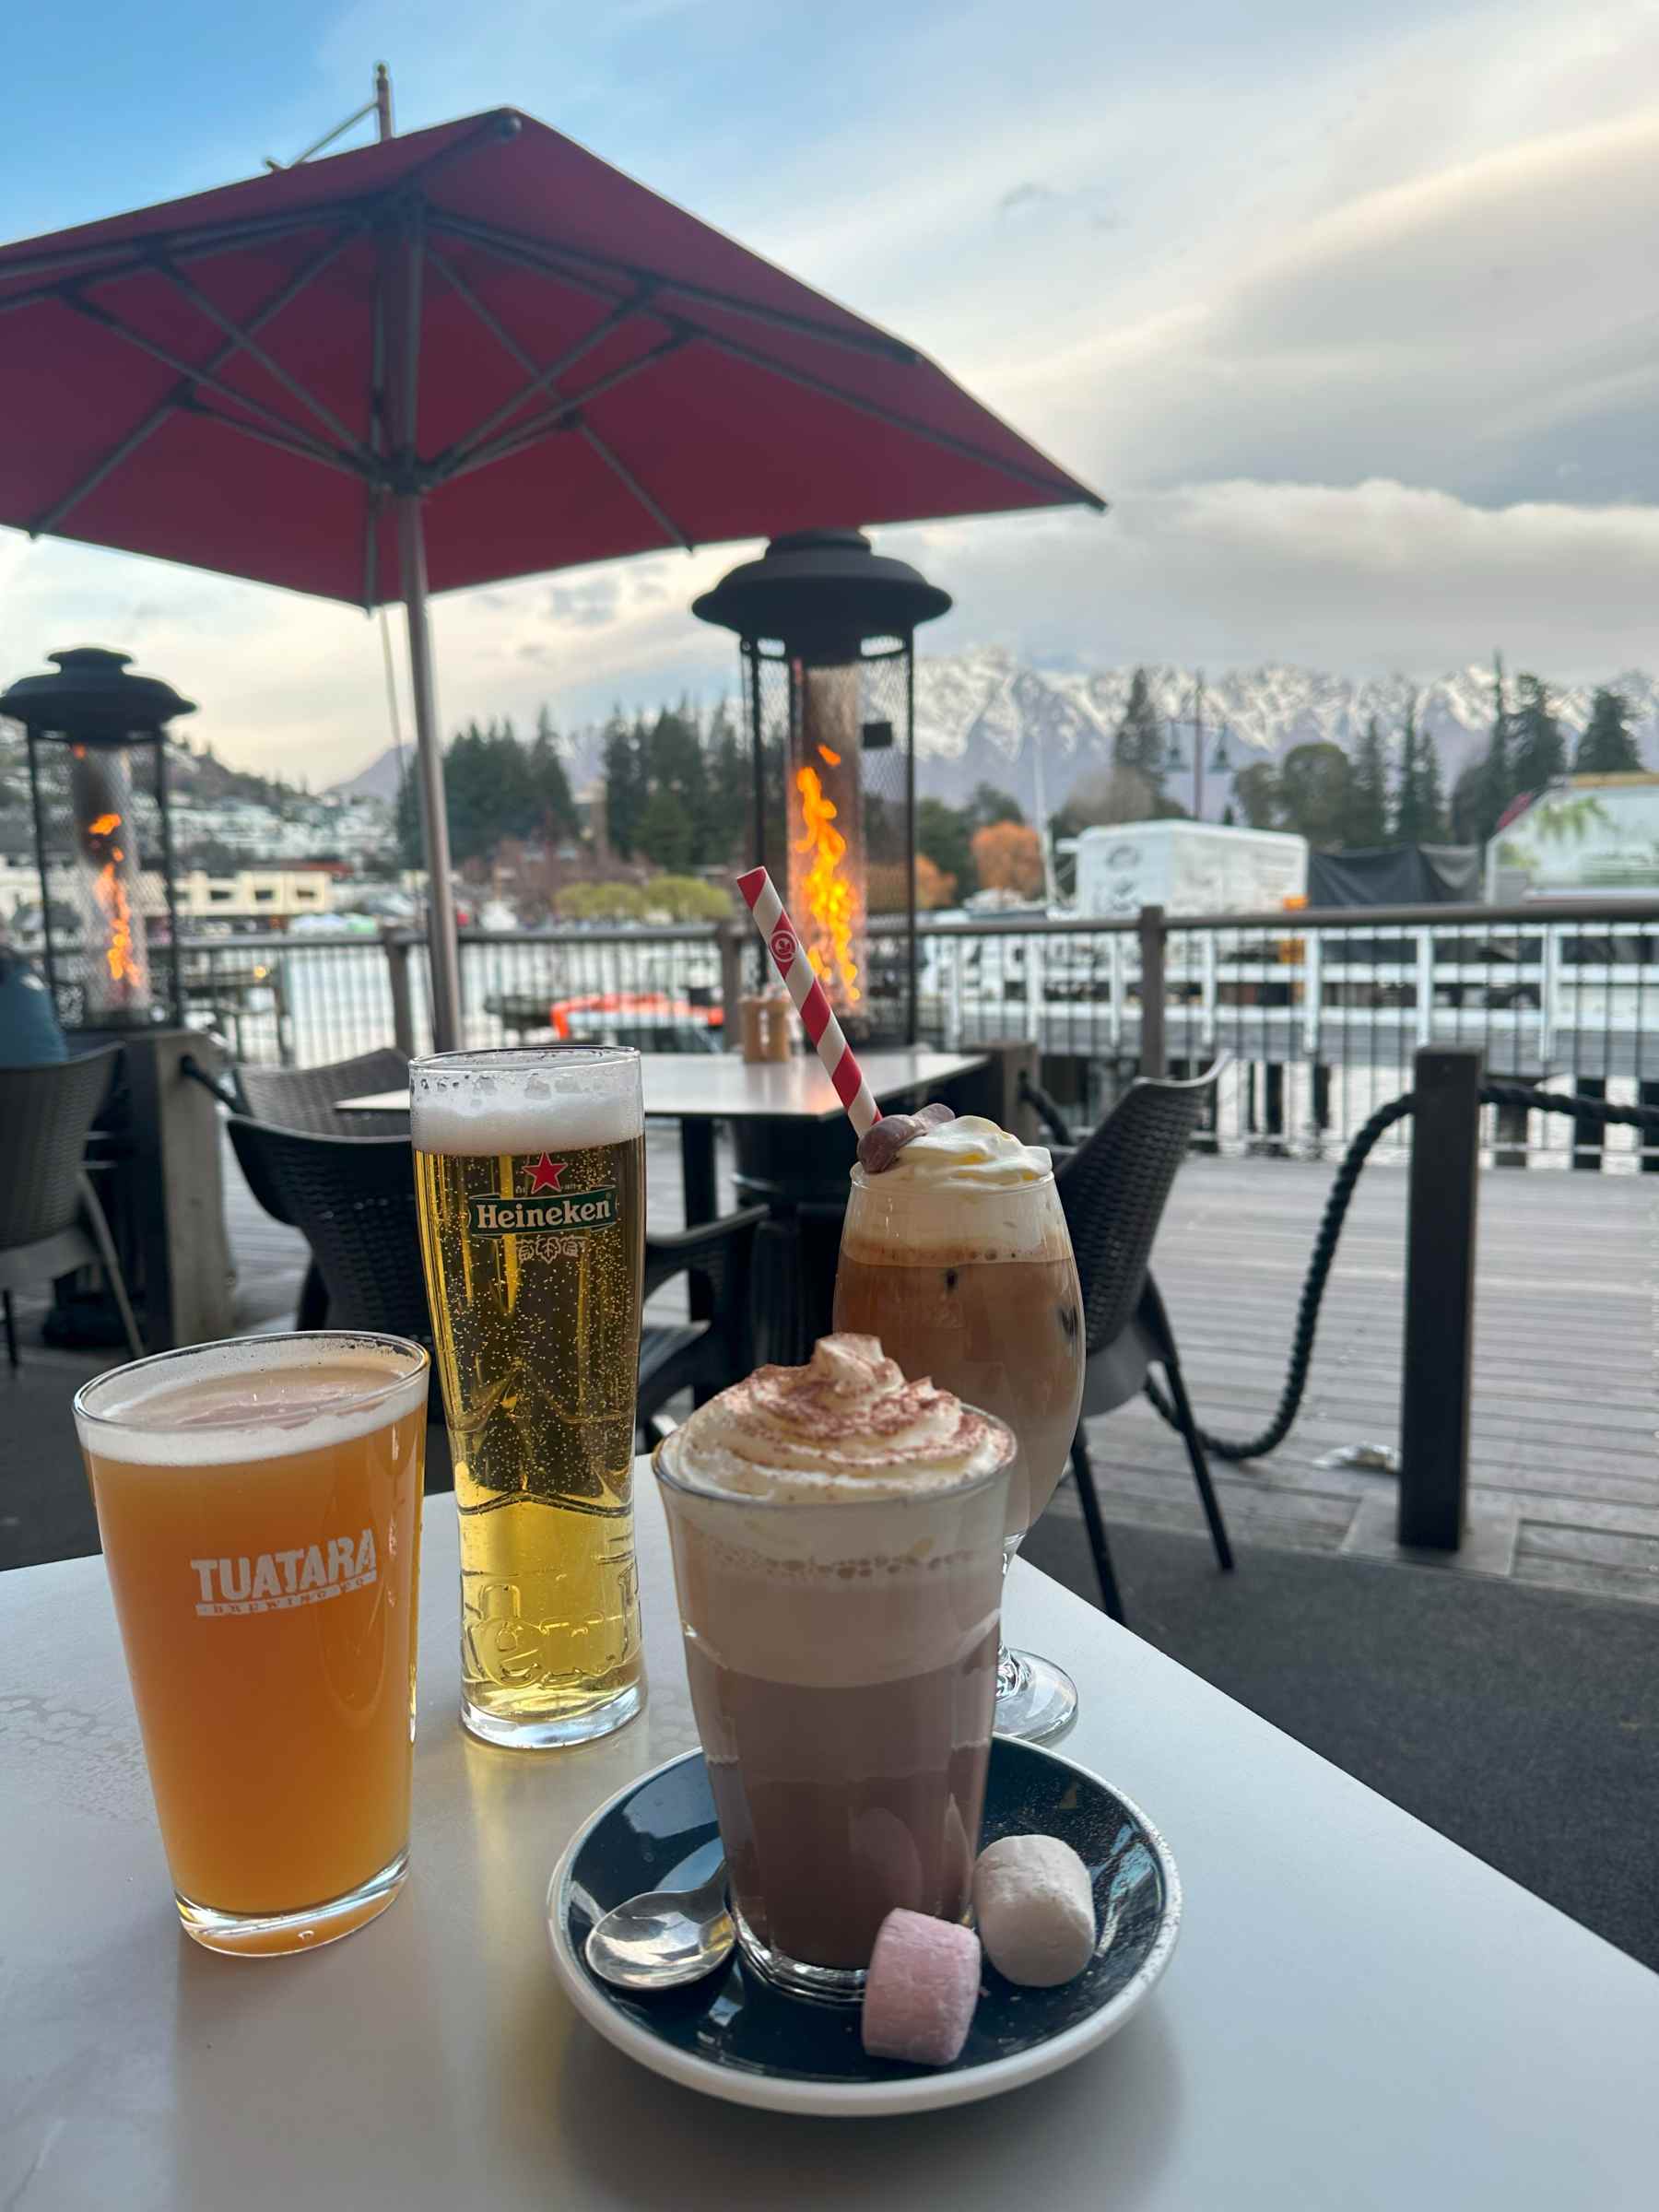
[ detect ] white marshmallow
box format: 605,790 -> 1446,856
972,1835 -> 1097,1987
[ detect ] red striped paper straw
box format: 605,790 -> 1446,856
735,866 -> 880,1136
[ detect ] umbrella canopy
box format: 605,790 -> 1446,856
0,108 -> 1103,1041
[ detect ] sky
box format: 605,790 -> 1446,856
3,0 -> 1658,785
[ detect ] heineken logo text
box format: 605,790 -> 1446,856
467,1189 -> 617,1237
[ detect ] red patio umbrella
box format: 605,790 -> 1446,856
0,107 -> 1102,1046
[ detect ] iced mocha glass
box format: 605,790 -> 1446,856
653,1336 -> 1015,2001
833,1117 -> 1086,1741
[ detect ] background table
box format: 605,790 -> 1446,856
338,1047 -> 986,1221
4,1473 -> 1656,2208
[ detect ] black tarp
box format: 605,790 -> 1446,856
1306,844 -> 1482,908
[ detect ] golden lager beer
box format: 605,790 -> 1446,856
411,1048 -> 646,1748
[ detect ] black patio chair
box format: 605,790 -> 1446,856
1035,1065 -> 1234,1624
232,1047 -> 411,1136
0,1046 -> 143,1367
224,1116 -> 765,1460
230,1048 -> 409,1325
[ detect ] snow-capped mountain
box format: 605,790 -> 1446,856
908,652 -> 1659,818
330,654 -> 1659,824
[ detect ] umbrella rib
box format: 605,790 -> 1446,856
29,227 -> 361,536
437,332 -> 689,483
700,327 -> 1106,509
176,394 -> 372,480
575,423 -> 692,552
425,242 -> 536,373
436,291 -> 653,474
364,244 -> 388,612
60,290 -> 366,476
0,207 -> 352,303
428,208 -> 917,366
155,257 -> 377,464
0,117 -> 518,301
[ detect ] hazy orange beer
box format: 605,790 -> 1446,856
76,1332 -> 429,1956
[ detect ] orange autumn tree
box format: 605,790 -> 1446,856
971,820 -> 1044,899
916,853 -> 956,908
866,853 -> 957,911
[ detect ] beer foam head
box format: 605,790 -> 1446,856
410,1047 -> 642,1156
659,1334 -> 1011,1506
75,1333 -> 429,1468
877,1114 -> 1049,1189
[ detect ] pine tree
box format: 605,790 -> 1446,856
636,785 -> 696,872
1392,700 -> 1421,841
1418,732 -> 1449,841
1113,668 -> 1165,788
1510,674 -> 1566,798
1474,651 -> 1514,841
530,705 -> 579,841
645,701 -> 709,850
1575,688 -> 1641,773
1230,760 -> 1280,830
703,700 -> 749,865
601,710 -> 643,856
1276,742 -> 1352,849
1347,715 -> 1389,847
1450,760 -> 1486,844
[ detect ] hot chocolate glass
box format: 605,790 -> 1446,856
652,1335 -> 1015,2002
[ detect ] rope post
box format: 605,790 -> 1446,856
1137,904 -> 1167,1078
1398,1044 -> 1482,1549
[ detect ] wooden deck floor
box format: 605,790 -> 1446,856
218,1134 -> 1658,1606
1070,1156 -> 1659,1606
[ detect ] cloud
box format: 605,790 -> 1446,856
997,182 -> 1055,216
11,1 -> 1659,783
893,480 -> 1659,679
546,576 -> 624,629
993,108 -> 1659,509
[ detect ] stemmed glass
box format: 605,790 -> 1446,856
833,1162 -> 1086,1741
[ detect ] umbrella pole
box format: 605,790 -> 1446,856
397,493 -> 464,1052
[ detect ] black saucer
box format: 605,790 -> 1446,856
546,1735 -> 1181,2116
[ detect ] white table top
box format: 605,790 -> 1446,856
336,1048 -> 985,1123
5,1477 -> 1655,2210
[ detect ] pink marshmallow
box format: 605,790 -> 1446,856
860,1909 -> 982,2066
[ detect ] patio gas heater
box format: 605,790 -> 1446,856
1,648 -> 194,1031
693,530 -> 950,1041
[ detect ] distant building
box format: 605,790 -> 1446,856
148,866 -> 336,924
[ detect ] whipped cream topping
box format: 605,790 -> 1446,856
664,1334 -> 1009,1502
877,1113 -> 1050,1189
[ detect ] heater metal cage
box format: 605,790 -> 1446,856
744,637 -> 915,1041
694,530 -> 949,1047
23,731 -> 183,1030
2,649 -> 194,1033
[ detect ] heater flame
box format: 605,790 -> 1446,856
793,761 -> 862,1005
86,810 -> 140,988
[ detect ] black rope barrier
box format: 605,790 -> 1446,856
1145,1080 -> 1659,1463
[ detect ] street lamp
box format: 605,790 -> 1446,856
1162,674 -> 1235,821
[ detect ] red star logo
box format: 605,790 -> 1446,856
524,1153 -> 566,1192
